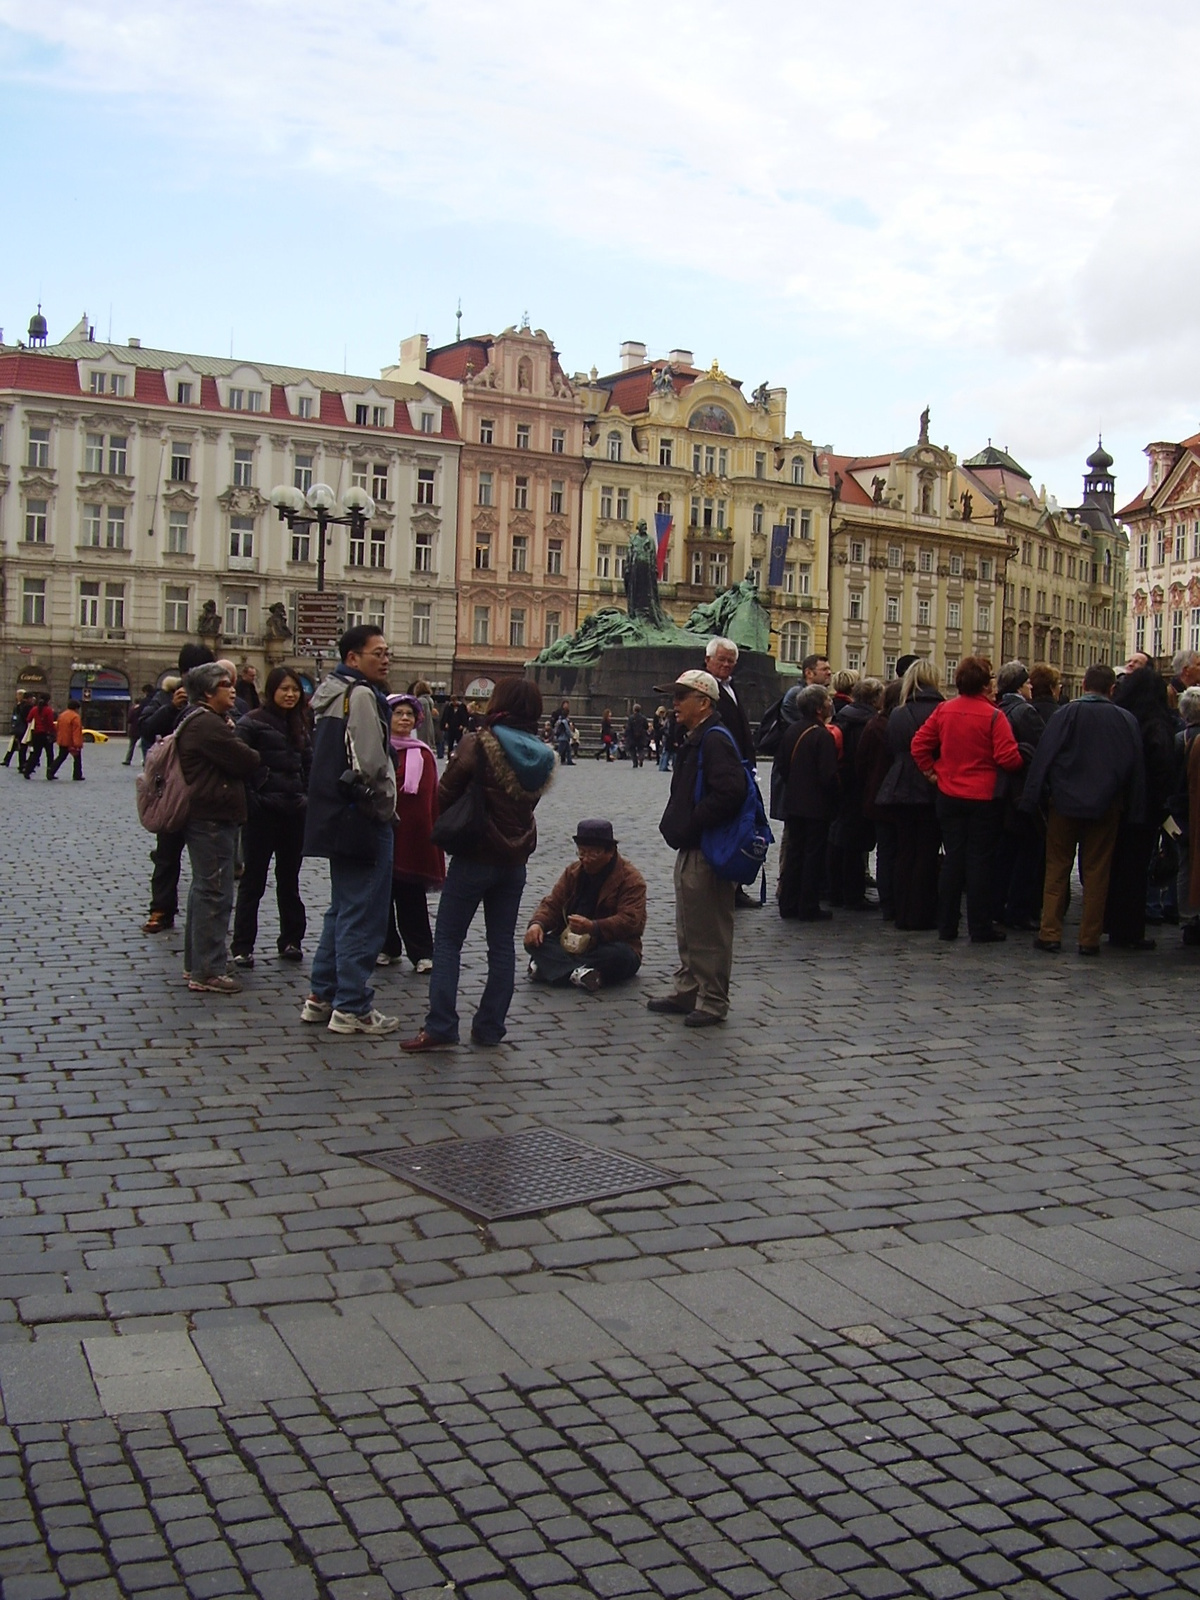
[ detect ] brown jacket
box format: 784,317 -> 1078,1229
176,706 -> 261,823
438,729 -> 552,866
530,853 -> 648,957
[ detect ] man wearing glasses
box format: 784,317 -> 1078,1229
648,670 -> 748,1028
302,625 -> 400,1035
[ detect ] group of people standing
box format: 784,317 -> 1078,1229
770,646 -> 1200,957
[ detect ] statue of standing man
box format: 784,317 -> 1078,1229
624,520 -> 669,628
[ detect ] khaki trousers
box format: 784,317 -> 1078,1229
673,848 -> 737,1017
1039,802 -> 1122,949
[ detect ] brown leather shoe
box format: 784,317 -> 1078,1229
142,911 -> 173,934
400,1030 -> 456,1052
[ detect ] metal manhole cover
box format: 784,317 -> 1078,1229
362,1128 -> 674,1221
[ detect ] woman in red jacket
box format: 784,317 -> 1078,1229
910,657 -> 1022,943
378,694 -> 444,972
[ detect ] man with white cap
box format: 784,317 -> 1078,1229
649,670 -> 748,1027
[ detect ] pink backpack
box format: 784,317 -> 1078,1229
135,708 -> 204,834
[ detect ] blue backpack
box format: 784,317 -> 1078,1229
693,723 -> 774,887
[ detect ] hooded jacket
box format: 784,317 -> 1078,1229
437,725 -> 555,866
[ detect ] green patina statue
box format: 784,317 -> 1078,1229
533,527 -> 772,666
686,575 -> 771,653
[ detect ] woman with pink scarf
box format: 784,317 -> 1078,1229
377,694 -> 444,971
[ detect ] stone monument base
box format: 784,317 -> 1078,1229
529,643 -> 792,725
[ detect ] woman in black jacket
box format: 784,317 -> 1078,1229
875,660 -> 943,930
774,685 -> 840,920
231,667 -> 313,965
1105,666 -> 1176,949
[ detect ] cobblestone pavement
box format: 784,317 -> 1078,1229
1,744 -> 1199,1600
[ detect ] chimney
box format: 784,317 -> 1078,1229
619,340 -> 647,371
128,337 -> 141,348
668,348 -> 693,367
400,333 -> 429,369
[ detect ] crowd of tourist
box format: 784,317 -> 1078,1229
12,627 -> 1198,1039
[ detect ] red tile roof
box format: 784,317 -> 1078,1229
1117,489 -> 1149,516
596,363 -> 702,417
427,339 -> 493,382
135,367 -> 169,405
823,453 -> 885,508
0,348 -> 458,439
0,352 -> 82,394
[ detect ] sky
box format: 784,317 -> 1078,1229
1,0 -> 1196,511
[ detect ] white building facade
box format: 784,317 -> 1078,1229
0,314 -> 461,722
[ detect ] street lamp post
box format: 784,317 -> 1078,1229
267,482 -> 376,593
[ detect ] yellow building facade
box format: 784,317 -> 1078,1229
574,345 -> 830,662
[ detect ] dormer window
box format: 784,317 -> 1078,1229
228,388 -> 263,413
607,431 -> 622,462
88,371 -> 126,396
356,403 -> 369,426
419,411 -> 434,433
377,406 -> 390,428
298,396 -> 314,419
176,382 -> 193,405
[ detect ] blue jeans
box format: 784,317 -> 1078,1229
425,856 -> 527,1043
310,825 -> 394,1016
184,819 -> 239,981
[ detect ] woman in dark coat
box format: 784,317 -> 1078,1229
774,685 -> 840,920
1105,665 -> 1176,949
231,667 -> 312,964
859,678 -> 903,920
378,694 -> 444,971
875,660 -> 944,931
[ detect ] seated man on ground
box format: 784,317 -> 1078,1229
523,819 -> 647,992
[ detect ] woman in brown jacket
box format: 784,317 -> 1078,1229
401,677 -> 555,1051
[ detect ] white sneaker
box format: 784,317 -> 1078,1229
300,997 -> 333,1023
415,958 -> 433,974
328,1008 -> 400,1036
375,953 -> 400,966
570,966 -> 603,993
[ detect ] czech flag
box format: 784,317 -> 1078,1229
654,512 -> 673,579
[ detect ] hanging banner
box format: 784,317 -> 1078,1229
768,524 -> 791,588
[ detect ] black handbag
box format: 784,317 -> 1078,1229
430,749 -> 486,854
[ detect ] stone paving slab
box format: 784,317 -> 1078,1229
4,747 -> 1200,1596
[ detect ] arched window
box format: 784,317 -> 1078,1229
791,457 -> 804,485
779,620 -> 809,664
1018,622 -> 1031,658
656,492 -> 671,518
752,503 -> 764,535
607,431 -> 622,462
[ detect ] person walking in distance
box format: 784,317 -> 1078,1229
48,701 -> 85,781
302,625 -> 400,1036
3,693 -> 29,768
625,703 -> 649,768
648,670 -> 747,1028
21,696 -> 57,778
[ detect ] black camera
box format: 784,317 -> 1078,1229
338,767 -> 374,805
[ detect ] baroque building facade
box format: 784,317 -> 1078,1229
573,343 -> 830,663
0,312 -> 460,721
824,421 -> 1126,693
1118,431 -> 1200,667
390,324 -> 586,693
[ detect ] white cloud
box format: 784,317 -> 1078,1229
3,0 -> 1199,488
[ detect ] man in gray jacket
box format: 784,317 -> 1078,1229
1020,663 -> 1144,956
302,625 -> 399,1034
